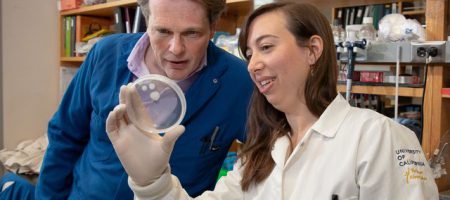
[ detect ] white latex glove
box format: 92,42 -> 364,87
106,84 -> 185,186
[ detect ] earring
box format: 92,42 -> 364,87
310,64 -> 316,76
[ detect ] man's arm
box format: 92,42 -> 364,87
35,44 -> 98,199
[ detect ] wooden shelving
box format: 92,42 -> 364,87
59,0 -> 251,61
315,0 -> 398,8
60,0 -> 250,17
402,10 -> 425,15
60,0 -> 136,16
337,84 -> 424,97
61,56 -> 85,62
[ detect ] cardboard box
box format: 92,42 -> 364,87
61,0 -> 83,11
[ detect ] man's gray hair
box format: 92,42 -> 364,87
136,0 -> 226,26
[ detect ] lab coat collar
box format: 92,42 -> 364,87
271,135 -> 290,167
310,94 -> 351,138
270,94 -> 350,167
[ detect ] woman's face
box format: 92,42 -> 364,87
246,11 -> 313,112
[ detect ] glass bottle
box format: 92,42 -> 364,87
331,19 -> 345,45
331,19 -> 345,60
359,17 -> 376,45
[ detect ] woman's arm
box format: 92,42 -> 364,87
130,161 -> 245,200
356,117 -> 438,199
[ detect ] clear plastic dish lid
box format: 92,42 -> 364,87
126,74 -> 186,134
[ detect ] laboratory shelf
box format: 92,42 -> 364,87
60,0 -> 136,16
337,84 -> 424,97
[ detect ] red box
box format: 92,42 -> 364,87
359,71 -> 383,83
61,0 -> 83,11
442,88 -> 450,96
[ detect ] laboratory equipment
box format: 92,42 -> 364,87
429,130 -> 449,179
359,17 -> 376,45
126,74 -> 186,135
332,19 -> 345,60
338,38 -> 367,101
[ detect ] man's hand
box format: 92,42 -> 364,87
106,85 -> 185,186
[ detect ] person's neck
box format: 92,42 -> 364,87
285,100 -> 318,152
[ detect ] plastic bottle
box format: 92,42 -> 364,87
359,17 -> 376,45
331,19 -> 345,60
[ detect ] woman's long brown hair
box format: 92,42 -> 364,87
238,2 -> 338,191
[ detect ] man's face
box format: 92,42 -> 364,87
147,0 -> 214,80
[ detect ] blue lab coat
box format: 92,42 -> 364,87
36,33 -> 253,199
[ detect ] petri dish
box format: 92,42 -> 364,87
126,74 -> 186,135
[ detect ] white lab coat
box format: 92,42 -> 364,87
129,94 -> 439,200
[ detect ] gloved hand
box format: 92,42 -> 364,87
106,84 -> 185,186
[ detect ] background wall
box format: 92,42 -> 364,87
1,0 -> 59,149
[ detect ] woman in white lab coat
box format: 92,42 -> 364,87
106,2 -> 439,199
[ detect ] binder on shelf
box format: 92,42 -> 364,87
344,7 -> 351,27
355,6 -> 365,24
363,5 -> 371,18
70,16 -> 76,57
336,8 -> 343,22
65,16 -> 71,57
349,7 -> 356,25
124,7 -> 132,33
133,6 -> 147,33
372,4 -> 384,30
114,7 -> 125,33
62,17 -> 67,57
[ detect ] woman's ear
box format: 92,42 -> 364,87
308,35 -> 323,65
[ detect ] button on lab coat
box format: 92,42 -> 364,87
130,94 -> 439,200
